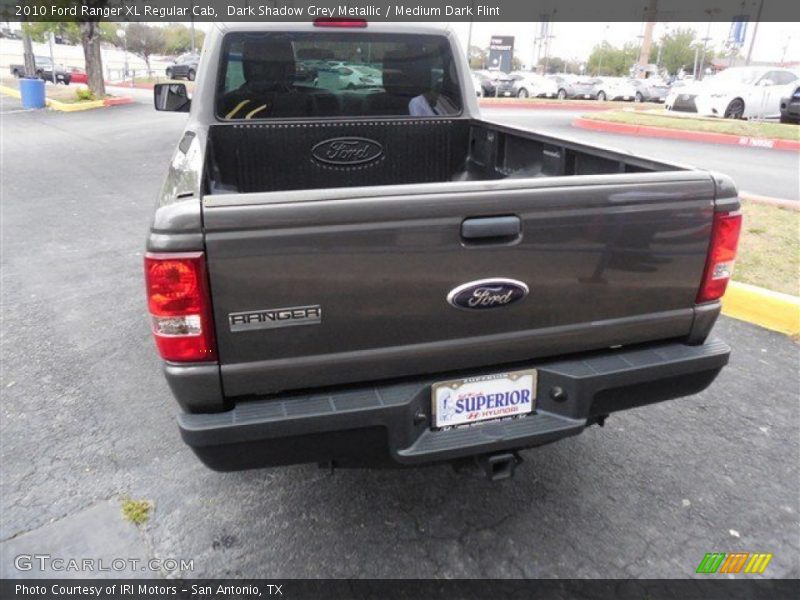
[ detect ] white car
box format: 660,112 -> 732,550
509,71 -> 558,98
592,77 -> 637,101
666,67 -> 800,119
471,71 -> 483,97
330,65 -> 383,90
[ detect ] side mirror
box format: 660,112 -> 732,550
154,83 -> 190,112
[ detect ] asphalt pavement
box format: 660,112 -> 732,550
1,102 -> 798,579
482,107 -> 800,202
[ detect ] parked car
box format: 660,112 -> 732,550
69,67 -> 88,85
666,66 -> 800,119
553,75 -> 597,99
471,71 -> 483,97
473,70 -> 496,96
10,56 -> 71,84
509,71 -> 558,98
166,53 -> 200,81
780,85 -> 800,124
548,75 -> 575,99
630,77 -> 670,102
333,65 -> 382,90
591,77 -> 637,101
475,70 -> 515,97
150,22 -> 738,478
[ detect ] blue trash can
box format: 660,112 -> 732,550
20,77 -> 46,109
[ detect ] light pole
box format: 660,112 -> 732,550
116,27 -> 128,84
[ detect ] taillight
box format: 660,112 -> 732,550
313,18 -> 367,27
696,211 -> 743,303
145,252 -> 217,362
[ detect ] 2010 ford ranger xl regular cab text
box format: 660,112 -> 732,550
146,21 -> 741,479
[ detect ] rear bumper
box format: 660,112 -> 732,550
178,338 -> 730,471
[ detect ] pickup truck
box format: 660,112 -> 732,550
10,56 -> 72,84
147,21 -> 741,480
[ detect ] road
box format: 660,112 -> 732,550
1,102 -> 798,579
483,107 -> 800,201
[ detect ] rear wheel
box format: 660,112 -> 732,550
517,88 -> 529,98
187,69 -> 196,82
724,98 -> 745,119
557,89 -> 567,99
596,91 -> 606,101
635,92 -> 644,103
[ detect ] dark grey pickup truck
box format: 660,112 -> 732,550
147,22 -> 741,479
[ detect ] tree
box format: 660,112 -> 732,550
79,20 -> 105,96
23,22 -> 80,45
18,2 -> 106,96
469,45 -> 487,69
657,28 -> 701,77
538,56 -> 565,74
124,23 -> 166,74
163,24 -> 205,56
587,41 -> 640,76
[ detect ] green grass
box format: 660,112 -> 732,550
121,497 -> 153,525
584,109 -> 800,141
735,201 -> 800,296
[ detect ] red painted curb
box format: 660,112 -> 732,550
573,117 -> 800,152
104,96 -> 135,107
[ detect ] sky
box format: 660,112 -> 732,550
181,20 -> 799,67
447,21 -> 800,69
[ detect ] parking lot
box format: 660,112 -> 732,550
1,101 -> 798,579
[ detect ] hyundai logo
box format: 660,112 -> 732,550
447,279 -> 529,310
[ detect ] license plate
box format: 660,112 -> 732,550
584,94 -> 591,98
432,369 -> 537,429
503,92 -> 511,96
624,96 -> 631,100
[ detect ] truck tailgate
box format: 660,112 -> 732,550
202,174 -> 715,397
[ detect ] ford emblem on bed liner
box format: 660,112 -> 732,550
447,279 -> 529,310
311,137 -> 383,166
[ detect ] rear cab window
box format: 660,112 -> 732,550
216,31 -> 463,120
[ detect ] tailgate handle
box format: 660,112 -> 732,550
461,216 -> 521,241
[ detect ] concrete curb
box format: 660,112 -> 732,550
480,99 -> 608,111
0,84 -> 21,99
723,282 -> 800,336
572,116 -> 800,152
0,84 -> 133,111
739,191 -> 800,212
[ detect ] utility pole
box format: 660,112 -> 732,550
698,19 -> 712,79
637,0 -> 658,78
191,1 -> 196,55
466,17 -> 474,66
745,0 -> 764,65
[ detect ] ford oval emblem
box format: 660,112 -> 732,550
312,137 -> 383,166
447,278 -> 529,310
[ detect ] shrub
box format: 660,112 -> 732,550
74,87 -> 96,102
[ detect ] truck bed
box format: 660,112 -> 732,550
200,119 -> 717,399
206,118 -> 674,195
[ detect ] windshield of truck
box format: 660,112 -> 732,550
217,32 -> 463,119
